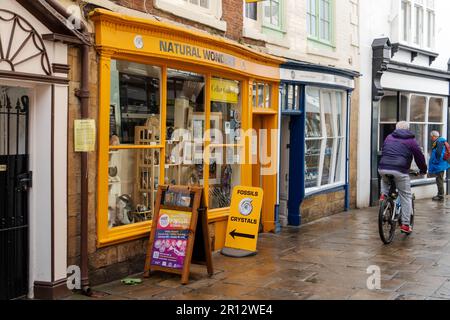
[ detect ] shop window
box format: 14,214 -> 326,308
307,0 -> 334,45
377,92 -> 446,181
209,77 -> 242,209
281,83 -> 301,112
165,69 -> 205,186
110,60 -> 161,144
428,97 -> 443,122
305,87 -> 346,191
410,95 -> 444,178
108,60 -> 161,228
252,82 -> 273,109
378,92 -> 398,150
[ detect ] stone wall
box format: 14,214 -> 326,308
67,46 -> 151,285
300,191 -> 346,224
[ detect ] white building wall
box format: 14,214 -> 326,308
358,0 -> 450,208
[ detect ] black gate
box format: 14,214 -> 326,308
0,86 -> 31,300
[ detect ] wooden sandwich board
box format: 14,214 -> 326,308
144,185 -> 213,284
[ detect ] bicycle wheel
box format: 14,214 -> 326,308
379,200 -> 396,244
409,197 -> 415,233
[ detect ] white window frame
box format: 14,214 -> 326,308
305,87 -> 347,195
400,0 -> 435,51
154,0 -> 226,31
377,91 -> 447,184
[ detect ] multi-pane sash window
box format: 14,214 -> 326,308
401,0 -> 435,49
263,0 -> 281,28
307,0 -> 333,44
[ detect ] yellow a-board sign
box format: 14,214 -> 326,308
224,186 -> 264,253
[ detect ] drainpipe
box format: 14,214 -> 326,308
78,44 -> 91,296
45,0 -> 92,296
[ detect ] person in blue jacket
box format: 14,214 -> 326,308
429,131 -> 450,201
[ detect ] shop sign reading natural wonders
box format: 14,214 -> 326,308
159,40 -> 237,69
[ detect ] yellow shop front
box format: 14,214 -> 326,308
91,9 -> 283,251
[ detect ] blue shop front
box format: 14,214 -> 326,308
277,60 -> 359,227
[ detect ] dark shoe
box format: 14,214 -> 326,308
432,196 -> 444,202
400,225 -> 413,235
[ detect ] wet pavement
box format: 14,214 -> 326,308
67,199 -> 450,300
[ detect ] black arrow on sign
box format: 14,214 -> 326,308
229,229 -> 255,240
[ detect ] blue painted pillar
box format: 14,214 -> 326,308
287,86 -> 306,226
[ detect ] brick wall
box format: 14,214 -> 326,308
105,0 -> 243,41
222,0 -> 243,40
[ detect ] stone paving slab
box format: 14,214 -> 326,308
65,199 -> 450,300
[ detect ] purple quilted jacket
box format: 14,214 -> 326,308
379,129 -> 427,175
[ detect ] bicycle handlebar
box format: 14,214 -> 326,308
409,170 -> 425,177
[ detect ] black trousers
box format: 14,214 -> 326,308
436,171 -> 445,197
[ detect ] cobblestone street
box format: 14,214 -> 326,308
68,199 -> 450,300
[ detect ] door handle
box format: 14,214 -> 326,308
16,171 -> 32,192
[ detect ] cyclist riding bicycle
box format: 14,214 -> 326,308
378,121 -> 427,235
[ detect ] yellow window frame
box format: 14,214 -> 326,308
97,53 -> 253,247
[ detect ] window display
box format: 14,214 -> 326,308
108,60 -> 162,228
305,139 -> 321,188
110,60 -> 161,144
209,77 -> 242,209
306,88 -> 322,138
108,147 -> 160,228
105,56 -> 261,236
165,69 -> 205,186
305,87 -> 346,191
